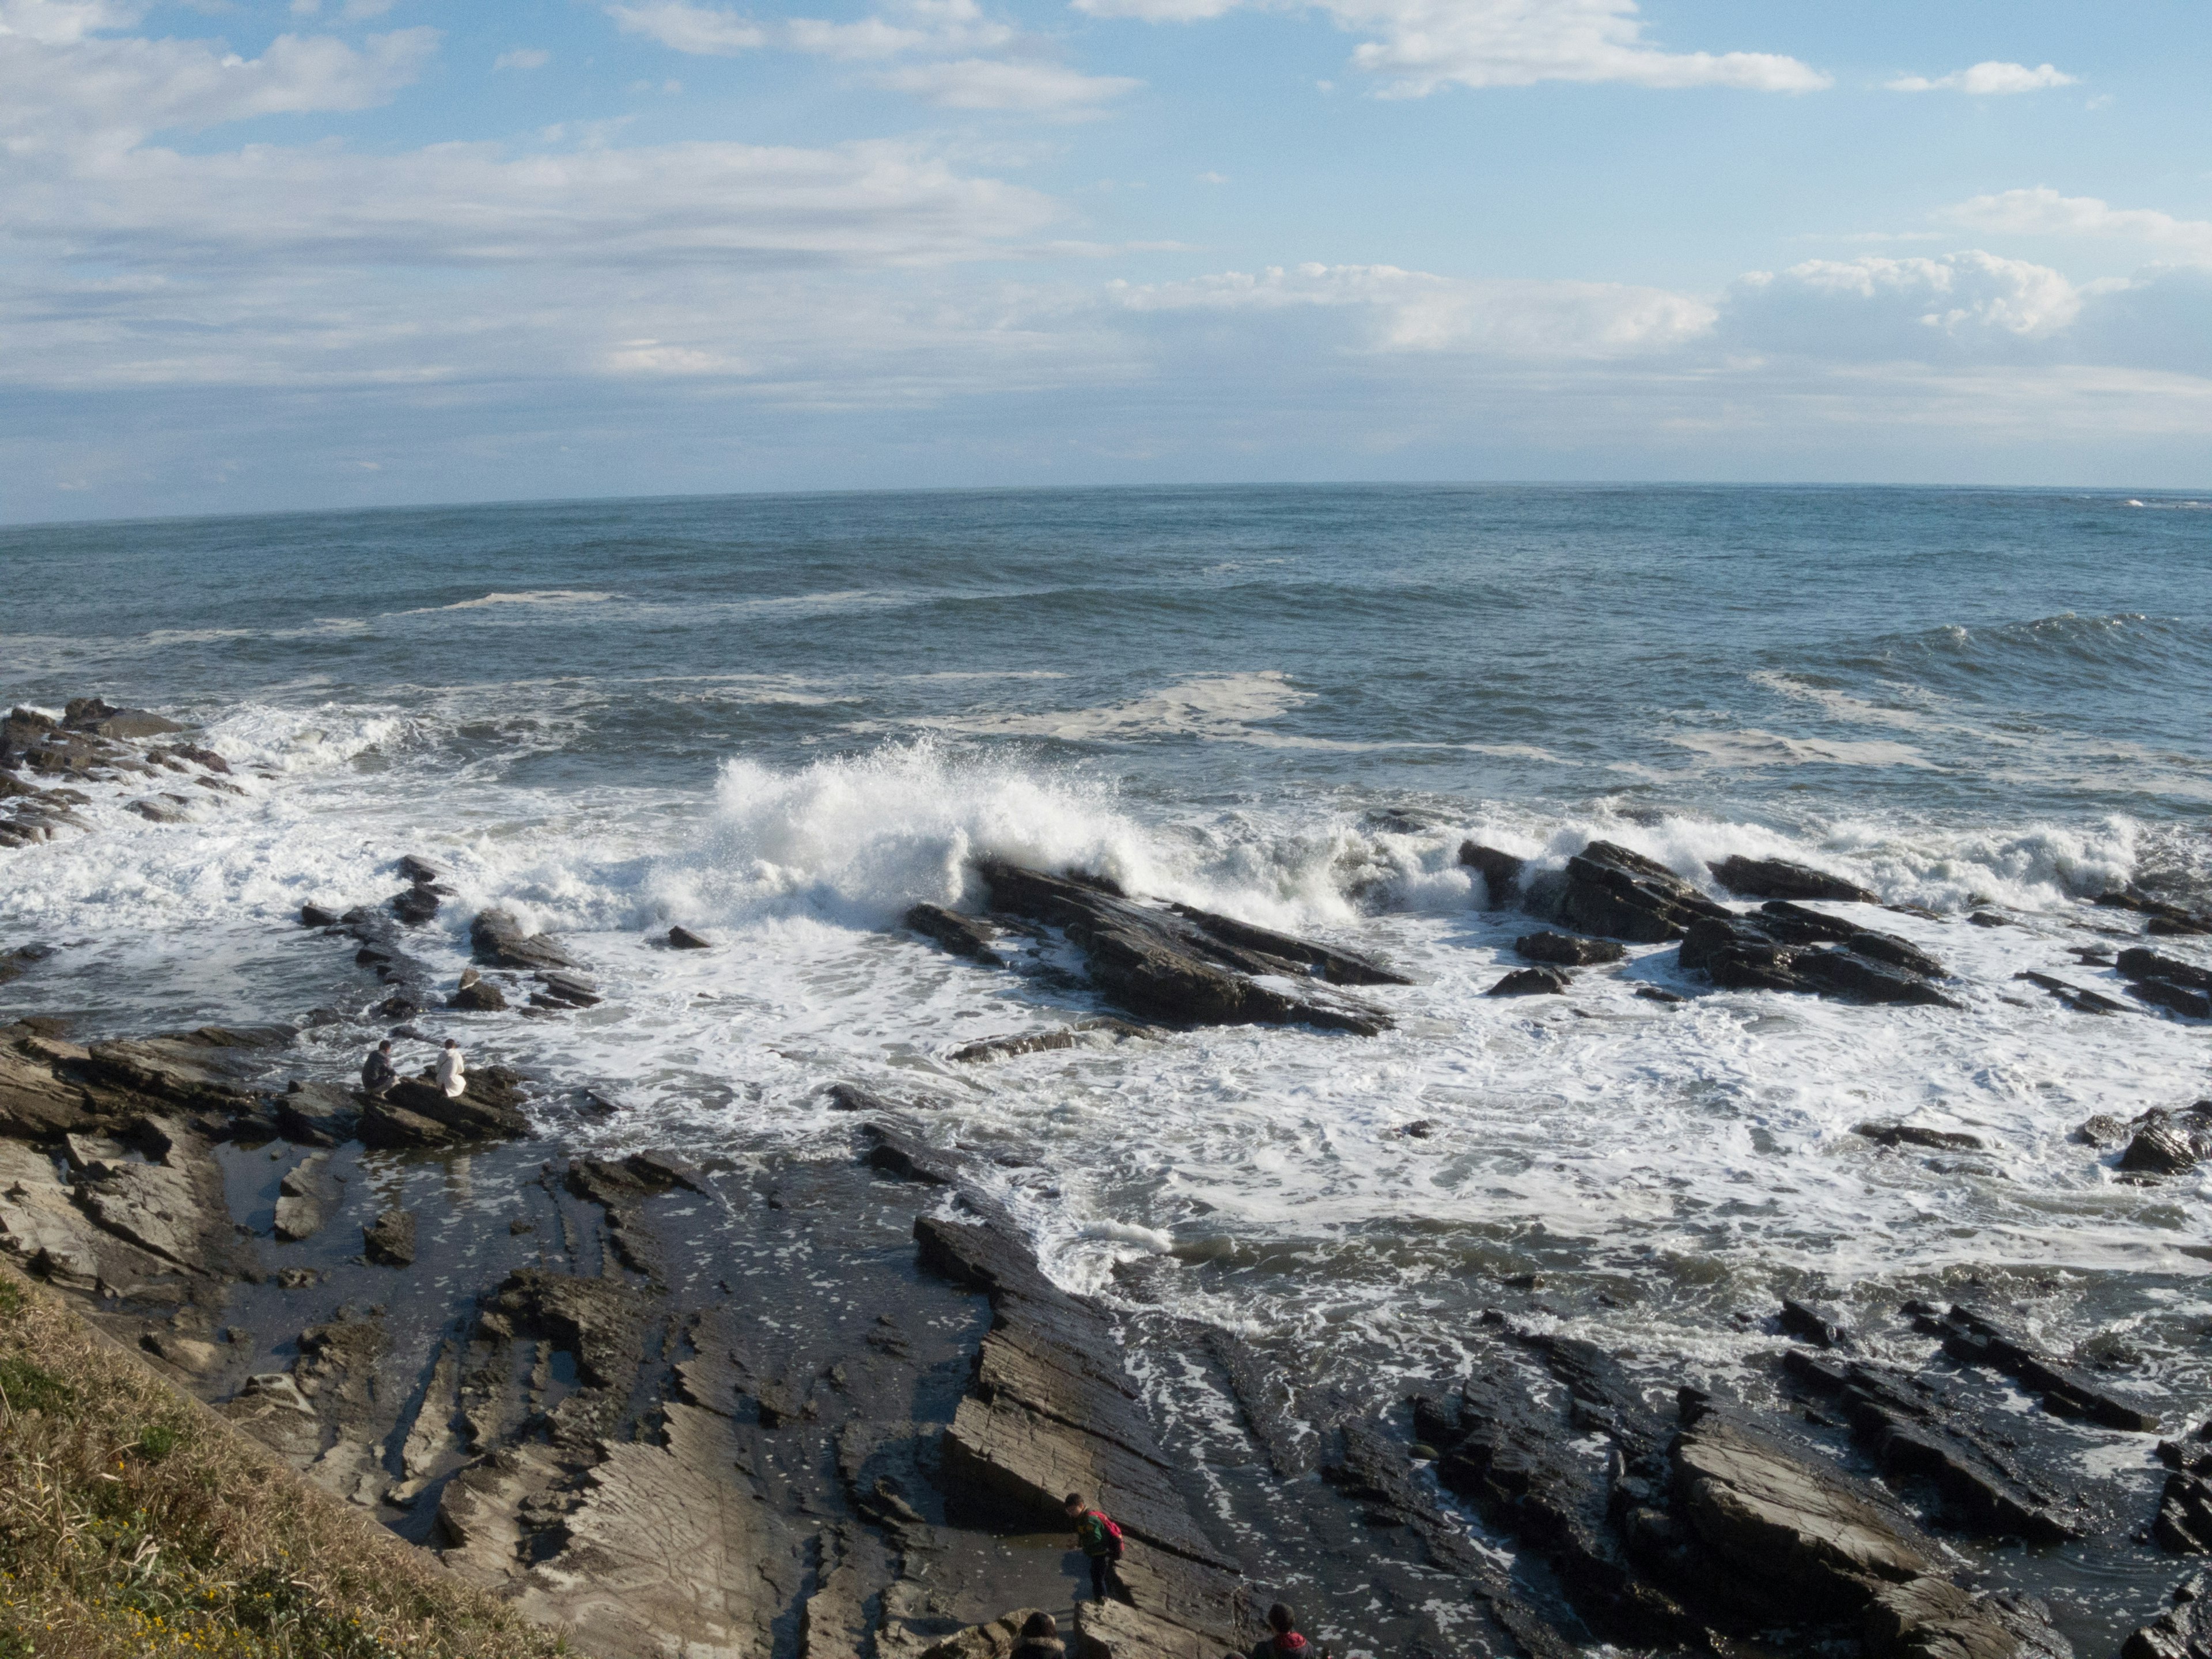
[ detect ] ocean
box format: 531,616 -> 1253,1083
5,482 -> 2212,1641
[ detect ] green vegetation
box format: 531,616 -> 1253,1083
0,1262 -> 569,1658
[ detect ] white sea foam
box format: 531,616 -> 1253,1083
5,723 -> 2209,1400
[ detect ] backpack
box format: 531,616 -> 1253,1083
1084,1510 -> 1125,1558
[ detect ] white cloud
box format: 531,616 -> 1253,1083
1072,0 -> 1828,96
1887,61 -> 2075,95
605,1 -> 766,55
494,47 -> 551,71
1111,262 -> 1717,356
875,56 -> 1138,114
1941,187 -> 2212,262
0,17 -> 438,148
1725,253 -> 2085,359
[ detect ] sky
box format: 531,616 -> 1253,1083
0,0 -> 2207,521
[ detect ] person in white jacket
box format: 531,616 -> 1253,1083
435,1037 -> 467,1099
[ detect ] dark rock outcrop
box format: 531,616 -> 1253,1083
449,971 -> 508,1013
1457,842 -> 1525,907
2118,949 -> 2212,1020
2099,890 -> 2212,938
2119,1110 -> 2212,1176
974,861 -> 1397,1035
904,903 -> 1003,965
469,909 -> 575,972
2123,1572 -> 2212,1659
1555,842 -> 1730,943
1487,965 -> 1572,997
667,925 -> 713,950
1918,1304 -> 2160,1432
1684,915 -> 1959,1009
1516,930 -> 1627,967
1711,855 -> 1879,904
1782,1349 -> 2083,1541
363,1206 -> 416,1266
1857,1123 -> 1983,1152
2015,971 -> 2129,1016
1780,1297 -> 1854,1350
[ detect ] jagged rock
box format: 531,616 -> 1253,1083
469,908 -> 575,972
0,1042 -> 93,1138
2117,948 -> 2212,1018
372,1074 -> 530,1143
276,1081 -> 360,1146
1862,1577 -> 2072,1659
2120,1110 -> 2212,1176
1515,931 -> 1627,967
1923,1305 -> 2160,1431
2125,1573 -> 2212,1659
363,1206 -> 415,1266
2074,1113 -> 2132,1147
2160,1475 -> 2212,1555
356,1097 -> 459,1149
479,1268 -> 642,1389
78,1036 -> 261,1116
1857,1123 -> 1983,1151
396,854 -> 444,885
450,973 -> 509,1012
1782,1350 -> 2081,1541
948,1020 -> 1155,1063
0,1138 -> 134,1290
1555,842 -> 1730,943
63,699 -> 183,740
1487,965 -> 1571,996
300,903 -> 340,929
272,1155 -> 329,1243
2015,971 -> 2129,1015
2100,892 -> 2212,937
974,861 -> 1397,1035
1458,842 -> 1525,906
1685,917 -> 1957,1009
1673,1410 -> 1934,1611
67,1122 -> 232,1274
904,902 -> 1003,964
666,925 -> 713,950
391,887 -> 440,926
1779,1298 -> 1853,1350
529,971 -> 600,1010
1711,856 -> 1878,904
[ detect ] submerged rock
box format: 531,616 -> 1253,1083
1710,855 -> 1878,904
1857,1123 -> 1983,1152
1921,1304 -> 2161,1432
1487,965 -> 1572,997
2118,949 -> 2212,1020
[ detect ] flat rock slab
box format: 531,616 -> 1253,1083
1673,1413 -> 1936,1612
1930,1304 -> 2161,1432
510,1405 -> 775,1659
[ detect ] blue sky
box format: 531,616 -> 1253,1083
1,0 -> 2207,520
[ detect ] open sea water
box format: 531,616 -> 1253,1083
5,483 -> 2212,1634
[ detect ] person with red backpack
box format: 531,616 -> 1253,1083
1249,1601 -> 1330,1659
1062,1491 -> 1124,1603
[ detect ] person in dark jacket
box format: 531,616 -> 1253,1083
1010,1611 -> 1065,1659
1063,1491 -> 1123,1603
1249,1603 -> 1322,1659
360,1039 -> 396,1097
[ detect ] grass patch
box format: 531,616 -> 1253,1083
0,1261 -> 568,1659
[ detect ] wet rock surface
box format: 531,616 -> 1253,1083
971,859 -> 1402,1035
1710,854 -> 1880,904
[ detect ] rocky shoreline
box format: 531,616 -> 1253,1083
7,699 -> 2212,1658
